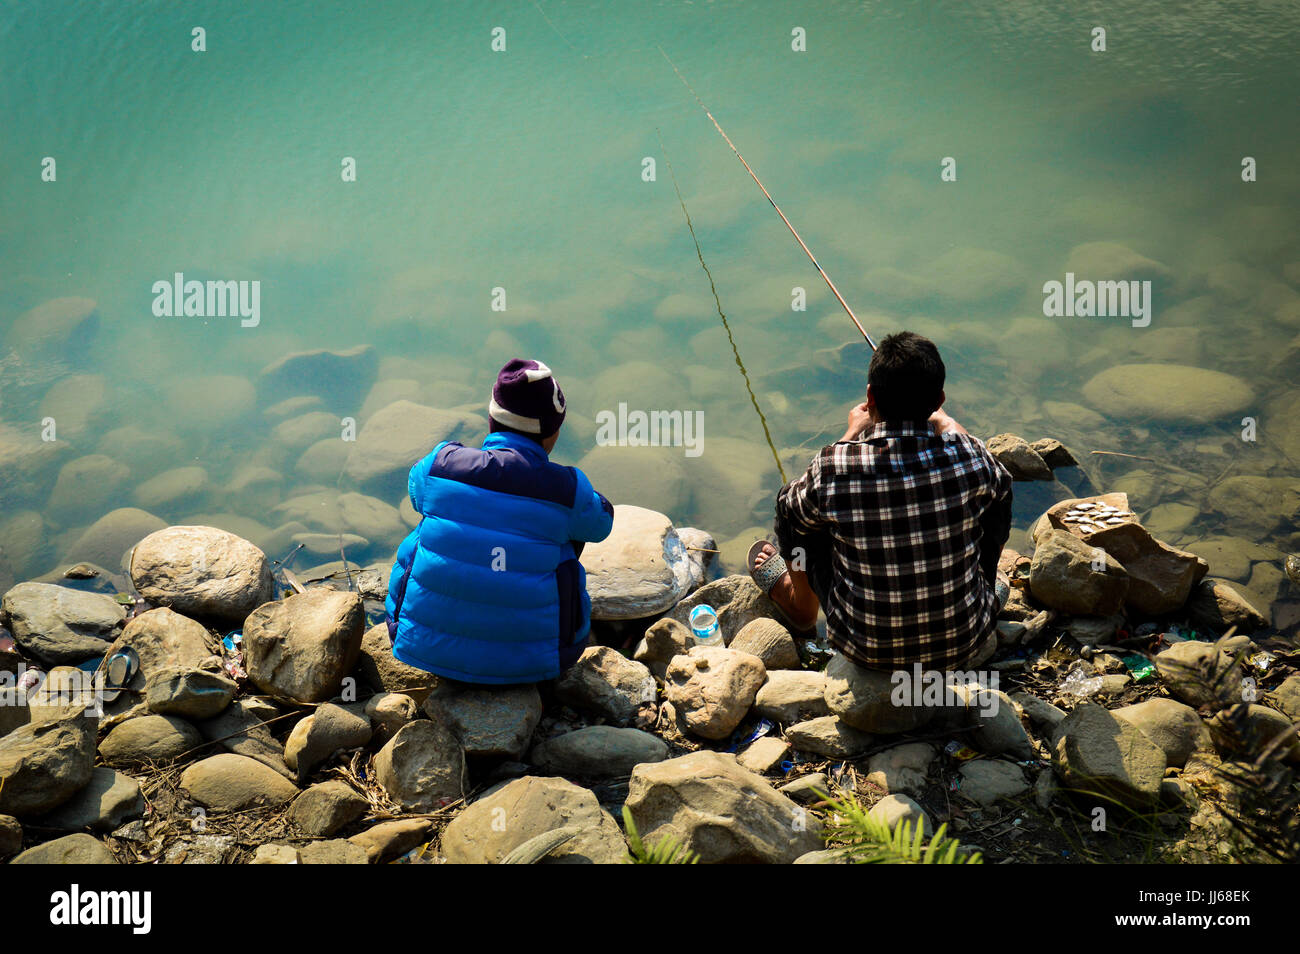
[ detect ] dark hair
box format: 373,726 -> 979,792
867,332 -> 945,423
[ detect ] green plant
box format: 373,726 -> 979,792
622,805 -> 699,864
817,789 -> 982,864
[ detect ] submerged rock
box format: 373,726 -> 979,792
343,400 -> 485,494
1082,364 -> 1253,425
258,344 -> 379,411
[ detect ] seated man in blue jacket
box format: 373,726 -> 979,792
386,358 -> 615,685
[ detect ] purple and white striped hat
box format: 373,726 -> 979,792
489,358 -> 567,438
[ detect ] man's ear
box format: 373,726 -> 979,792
933,388 -> 946,414
865,384 -> 877,408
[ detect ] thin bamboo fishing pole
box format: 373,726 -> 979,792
658,129 -> 789,484
658,45 -> 877,351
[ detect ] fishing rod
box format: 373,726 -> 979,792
657,46 -> 877,352
657,129 -> 788,485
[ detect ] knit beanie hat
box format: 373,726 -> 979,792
489,358 -> 567,438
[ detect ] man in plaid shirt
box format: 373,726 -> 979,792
752,332 -> 1012,670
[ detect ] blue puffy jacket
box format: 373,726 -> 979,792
386,431 -> 614,685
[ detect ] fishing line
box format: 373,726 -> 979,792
657,45 -> 877,351
657,128 -> 787,484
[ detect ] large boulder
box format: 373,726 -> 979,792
289,780 -> 370,837
1028,528 -> 1129,615
129,526 -> 275,624
197,699 -> 293,779
424,683 -> 543,760
669,575 -> 784,643
283,703 -> 373,780
11,832 -> 116,865
39,767 -> 144,831
664,646 -> 766,740
355,623 -> 432,701
343,401 -> 485,494
1154,640 -> 1244,709
0,708 -> 98,816
554,646 -> 656,727
957,760 -> 1030,806
529,725 -> 669,778
1186,579 -> 1269,634
753,670 -> 831,724
440,775 -> 627,864
1113,698 -> 1208,769
1082,364 -> 1253,425
0,582 -> 126,666
986,434 -> 1053,481
243,590 -> 365,703
728,618 -> 801,670
372,720 -> 465,811
180,754 -> 299,811
581,505 -> 694,620
145,667 -> 238,720
823,653 -> 934,734
625,750 -> 822,863
98,714 -> 203,768
1084,522 -> 1207,615
106,607 -> 223,681
1052,703 -> 1166,807
784,715 -> 874,758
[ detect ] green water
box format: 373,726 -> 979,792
1,1 -> 1297,625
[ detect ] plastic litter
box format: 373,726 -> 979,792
688,604 -> 723,646
729,717 -> 774,752
222,631 -> 243,652
944,740 -> 980,762
1248,651 -> 1276,672
1059,667 -> 1104,699
1120,653 -> 1156,682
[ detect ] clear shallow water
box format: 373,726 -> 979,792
1,1 -> 1297,625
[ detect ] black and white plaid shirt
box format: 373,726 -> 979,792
777,421 -> 1013,670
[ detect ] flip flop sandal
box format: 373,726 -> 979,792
747,540 -> 817,636
101,646 -> 140,703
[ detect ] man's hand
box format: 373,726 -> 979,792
841,402 -> 877,442
929,407 -> 967,437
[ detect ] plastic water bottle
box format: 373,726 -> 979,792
689,605 -> 723,647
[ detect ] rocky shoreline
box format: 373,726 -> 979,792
2,461 -> 1298,864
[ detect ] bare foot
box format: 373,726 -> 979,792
753,542 -> 820,631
